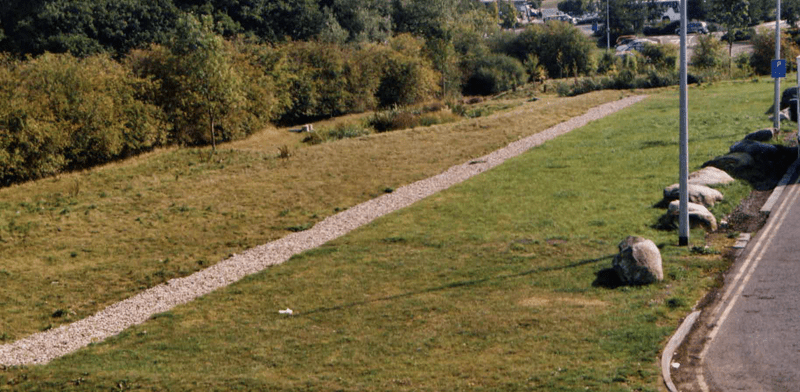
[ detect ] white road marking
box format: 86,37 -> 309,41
697,177 -> 800,391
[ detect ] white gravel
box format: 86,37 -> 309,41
0,95 -> 647,366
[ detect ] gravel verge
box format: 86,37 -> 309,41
0,95 -> 648,366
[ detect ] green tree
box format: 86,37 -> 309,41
691,34 -> 726,69
604,0 -> 649,39
170,14 -> 245,150
509,22 -> 596,78
497,1 -> 519,29
707,0 -> 751,64
329,0 -> 392,43
392,0 -> 465,98
558,0 -> 591,16
750,28 -> 800,74
0,0 -> 180,57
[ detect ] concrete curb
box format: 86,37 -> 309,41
760,158 -> 800,214
662,310 -> 701,392
661,157 -> 798,391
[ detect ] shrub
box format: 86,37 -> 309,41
368,107 -> 417,132
375,34 -> 440,108
0,52 -> 167,185
750,27 -> 800,75
508,22 -> 597,78
596,49 -> 620,75
692,34 -> 726,69
463,54 -> 526,96
639,42 -> 678,71
127,16 -> 276,148
302,123 -> 372,145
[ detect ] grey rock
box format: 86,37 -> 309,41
612,236 -> 663,285
667,200 -> 718,231
730,139 -> 779,158
688,166 -> 735,186
663,183 -> 724,207
702,152 -> 754,173
769,108 -> 790,123
743,129 -> 775,142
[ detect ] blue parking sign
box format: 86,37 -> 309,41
772,59 -> 786,78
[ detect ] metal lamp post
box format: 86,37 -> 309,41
606,0 -> 610,49
678,0 -> 689,246
775,0 -> 782,130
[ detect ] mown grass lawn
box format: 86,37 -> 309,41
0,79 -> 790,391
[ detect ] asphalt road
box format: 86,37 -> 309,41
698,164 -> 800,391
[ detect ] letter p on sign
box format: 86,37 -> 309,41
773,59 -> 787,78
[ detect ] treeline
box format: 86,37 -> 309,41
0,0 -> 773,186
0,14 -> 448,185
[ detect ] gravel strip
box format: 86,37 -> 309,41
0,95 -> 648,366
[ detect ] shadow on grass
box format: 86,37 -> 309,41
299,254 -> 617,316
592,268 -> 624,289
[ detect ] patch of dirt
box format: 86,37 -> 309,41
722,189 -> 771,233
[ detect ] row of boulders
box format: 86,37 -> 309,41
610,166 -> 735,286
659,166 -> 735,232
611,93 -> 799,286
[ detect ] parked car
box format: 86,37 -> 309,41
675,21 -> 708,35
543,14 -> 577,24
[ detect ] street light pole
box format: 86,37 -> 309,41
606,0 -> 610,49
775,0 -> 782,130
678,0 -> 689,246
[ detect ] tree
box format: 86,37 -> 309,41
707,0 -> 750,69
329,0 -> 392,43
510,22 -> 596,78
497,1 -> 519,29
392,0 -> 463,98
602,0 -> 649,41
0,0 -> 180,57
558,0 -> 591,16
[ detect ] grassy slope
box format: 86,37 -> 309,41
1,79 -> 785,391
0,90 -> 631,341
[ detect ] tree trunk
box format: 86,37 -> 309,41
210,111 -> 216,152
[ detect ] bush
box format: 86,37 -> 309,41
692,34 -> 726,69
127,16 -> 276,148
302,123 -> 372,145
750,27 -> 800,75
0,52 -> 167,185
506,22 -> 597,78
639,42 -> 678,71
463,54 -> 526,96
367,107 -> 418,132
376,34 -> 441,108
596,49 -> 620,75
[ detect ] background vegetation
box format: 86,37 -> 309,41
4,0 -> 800,186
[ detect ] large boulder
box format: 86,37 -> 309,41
744,128 -> 775,142
612,236 -> 663,286
667,200 -> 718,231
688,166 -> 735,186
782,86 -> 798,110
702,152 -> 754,173
730,139 -> 779,158
769,108 -> 791,123
663,183 -> 724,207
765,86 -> 798,113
